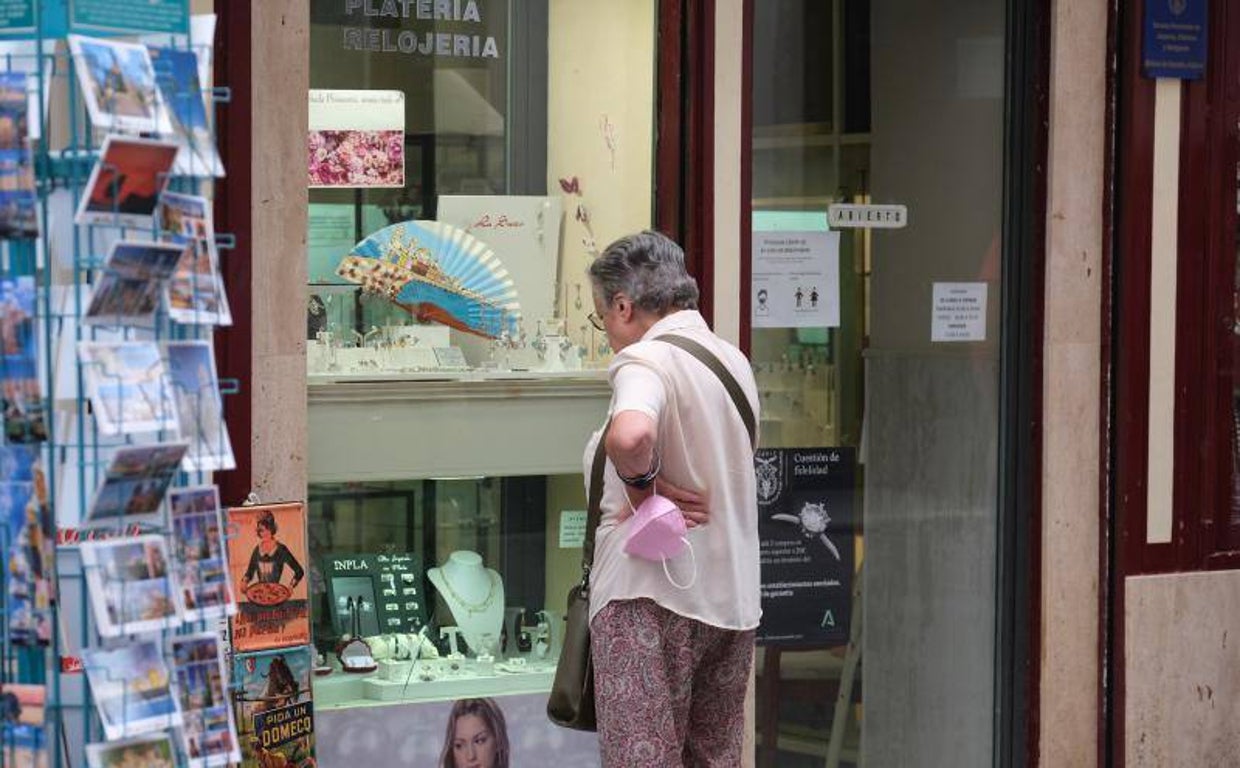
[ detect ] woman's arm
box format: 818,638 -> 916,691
242,545 -> 259,585
279,543 -> 305,586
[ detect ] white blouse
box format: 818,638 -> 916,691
584,310 -> 762,631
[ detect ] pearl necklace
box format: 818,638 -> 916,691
438,568 -> 497,617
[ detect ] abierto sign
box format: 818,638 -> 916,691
827,203 -> 907,229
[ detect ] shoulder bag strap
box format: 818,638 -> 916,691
579,420 -> 610,594
654,334 -> 757,449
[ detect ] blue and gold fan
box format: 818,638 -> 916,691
336,220 -> 521,339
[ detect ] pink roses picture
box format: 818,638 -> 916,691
308,129 -> 404,188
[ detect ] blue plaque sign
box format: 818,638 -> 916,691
1143,0 -> 1208,80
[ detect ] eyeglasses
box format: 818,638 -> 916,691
587,311 -> 605,332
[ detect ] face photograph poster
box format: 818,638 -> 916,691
232,646 -> 314,768
227,502 -> 310,652
308,89 -> 405,188
75,135 -> 178,228
67,34 -> 167,134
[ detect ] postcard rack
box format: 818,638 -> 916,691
0,4 -> 242,768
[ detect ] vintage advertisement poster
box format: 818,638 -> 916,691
232,646 -> 315,768
755,447 -> 855,647
226,502 -> 310,652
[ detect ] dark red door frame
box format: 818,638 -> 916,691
1108,1 -> 1240,764
655,0 -> 717,329
213,0 -> 254,507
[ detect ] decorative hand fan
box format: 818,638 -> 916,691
335,220 -> 521,339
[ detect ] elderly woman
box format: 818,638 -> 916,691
584,230 -> 761,767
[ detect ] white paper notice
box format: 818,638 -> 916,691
931,282 -> 988,342
559,510 -> 587,549
752,231 -> 840,328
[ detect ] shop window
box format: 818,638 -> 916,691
303,1 -> 658,759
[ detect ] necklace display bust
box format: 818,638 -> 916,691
427,550 -> 505,657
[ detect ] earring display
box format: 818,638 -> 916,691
323,552 -> 426,637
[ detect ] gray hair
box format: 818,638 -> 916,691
588,230 -> 699,314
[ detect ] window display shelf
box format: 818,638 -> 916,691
308,375 -> 611,481
313,661 -> 558,709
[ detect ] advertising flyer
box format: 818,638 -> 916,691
226,502 -> 310,652
755,447 -> 855,647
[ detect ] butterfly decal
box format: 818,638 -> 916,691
558,176 -> 581,195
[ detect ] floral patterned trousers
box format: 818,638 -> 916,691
591,598 -> 755,768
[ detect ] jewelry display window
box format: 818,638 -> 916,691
307,473 -> 587,707
305,1 -> 658,383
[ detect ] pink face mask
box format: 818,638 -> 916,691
623,493 -> 696,589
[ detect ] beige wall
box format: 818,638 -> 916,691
250,0 -> 309,503
1039,0 -> 1108,765
546,0 -> 655,310
1125,571 -> 1240,767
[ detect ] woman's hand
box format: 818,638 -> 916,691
622,478 -> 710,528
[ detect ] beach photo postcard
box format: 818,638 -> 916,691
85,240 -> 187,325
165,341 -> 233,471
233,646 -> 314,768
308,89 -> 405,188
67,34 -> 167,134
86,732 -> 176,768
83,640 -> 182,740
2,474 -> 54,646
0,277 -> 47,443
158,193 -> 230,326
86,441 -> 188,520
81,534 -> 183,637
75,135 -> 178,228
0,72 -> 38,240
170,632 -> 240,767
78,340 -> 178,435
169,485 -> 235,621
148,46 -> 223,179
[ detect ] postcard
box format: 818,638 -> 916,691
158,192 -> 230,326
165,341 -> 234,471
81,534 -> 183,637
85,241 -> 187,324
2,472 -> 54,646
169,485 -> 235,621
233,647 -> 314,768
86,442 -> 188,520
149,46 -> 223,178
0,718 -> 47,768
170,633 -> 240,767
227,502 -> 310,652
0,683 -> 44,725
86,731 -> 177,768
0,72 -> 37,240
308,89 -> 404,188
83,640 -> 182,740
78,340 -> 178,435
75,135 -> 178,228
68,34 -> 167,134
0,277 -> 47,443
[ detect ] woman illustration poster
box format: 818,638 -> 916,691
226,502 -> 310,652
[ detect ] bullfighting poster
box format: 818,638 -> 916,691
232,646 -> 314,768
755,447 -> 855,647
226,502 -> 309,652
